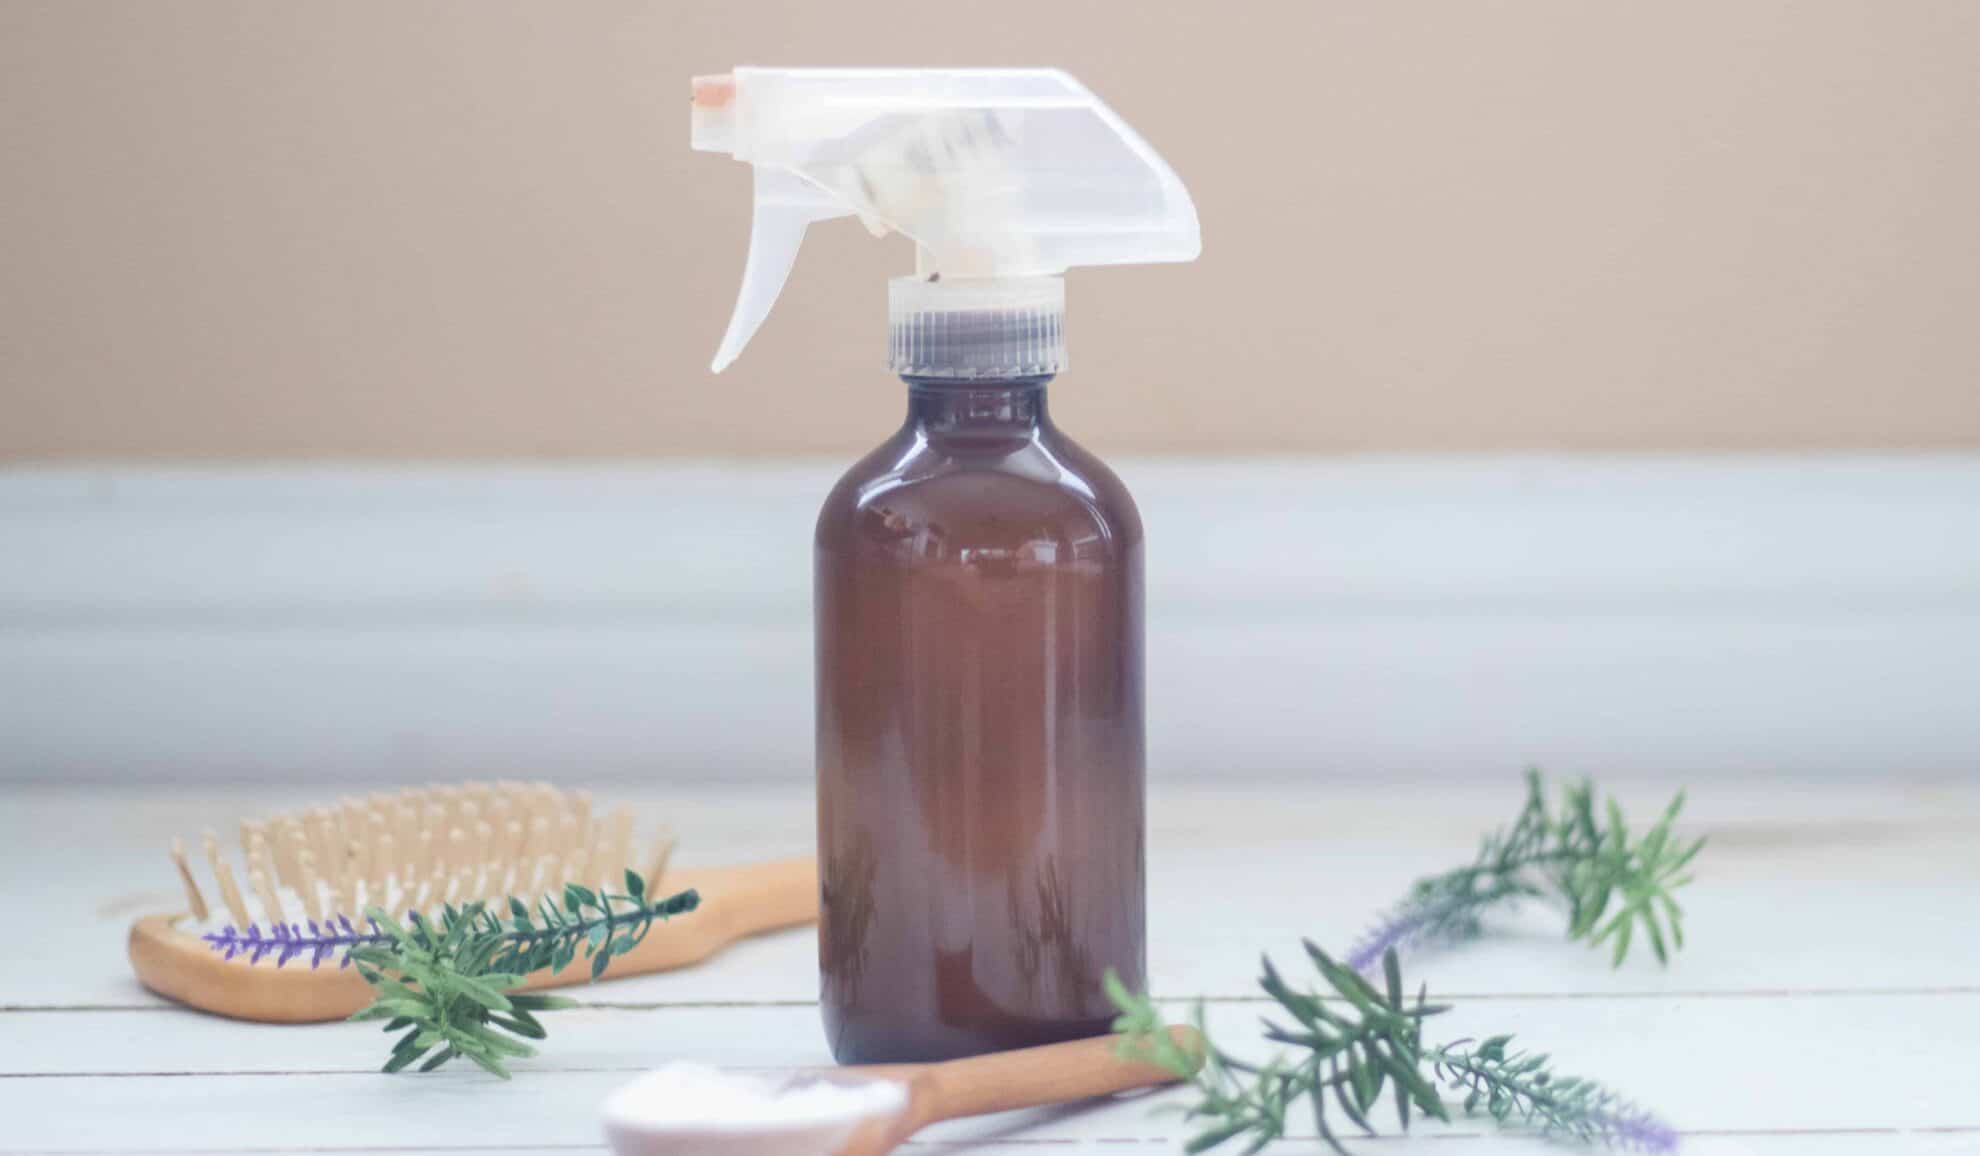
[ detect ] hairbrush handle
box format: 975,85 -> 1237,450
650,856 -> 818,959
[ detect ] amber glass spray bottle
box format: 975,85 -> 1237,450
692,67 -> 1201,1061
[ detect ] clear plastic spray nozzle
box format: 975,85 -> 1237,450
690,68 -> 1201,374
689,73 -> 738,153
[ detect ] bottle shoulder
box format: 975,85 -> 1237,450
816,425 -> 1141,559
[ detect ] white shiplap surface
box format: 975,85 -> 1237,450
4,457 -> 1980,783
2,778 -> 1977,1153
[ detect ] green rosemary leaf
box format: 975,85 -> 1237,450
417,1047 -> 456,1073
507,992 -> 580,1012
1183,1122 -> 1251,1154
382,1043 -> 432,1074
1341,1055 -> 1376,1124
490,1013 -> 547,1040
462,1048 -> 511,1080
441,909 -> 472,954
451,978 -> 515,1013
1644,910 -> 1669,964
476,1031 -> 537,1059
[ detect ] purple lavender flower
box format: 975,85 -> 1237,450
1344,902 -> 1443,974
201,913 -> 388,969
1590,1105 -> 1680,1153
1344,886 -> 1512,974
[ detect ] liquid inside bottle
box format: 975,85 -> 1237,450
815,372 -> 1146,1063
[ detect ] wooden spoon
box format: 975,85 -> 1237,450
602,1028 -> 1198,1155
833,1027 -> 1201,1156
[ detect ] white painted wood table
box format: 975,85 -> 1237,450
3,778 -> 1976,1155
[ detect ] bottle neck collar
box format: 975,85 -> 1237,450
887,276 -> 1066,380
904,376 -> 1052,434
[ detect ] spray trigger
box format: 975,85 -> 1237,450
710,167 -> 852,373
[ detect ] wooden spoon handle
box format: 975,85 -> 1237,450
901,1026 -> 1200,1127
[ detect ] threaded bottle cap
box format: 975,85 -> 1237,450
887,276 -> 1065,379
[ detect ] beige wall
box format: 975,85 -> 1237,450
3,1 -> 1977,461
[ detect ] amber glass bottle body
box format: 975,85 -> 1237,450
815,374 -> 1145,1063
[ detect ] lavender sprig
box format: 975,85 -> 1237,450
202,914 -> 390,970
1346,770 -> 1703,972
200,873 -> 701,975
1431,1036 -> 1678,1151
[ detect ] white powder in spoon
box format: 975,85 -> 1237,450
603,1063 -> 907,1131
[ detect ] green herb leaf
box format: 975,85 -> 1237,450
344,874 -> 698,1078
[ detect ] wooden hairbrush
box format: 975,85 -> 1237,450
128,780 -> 817,1023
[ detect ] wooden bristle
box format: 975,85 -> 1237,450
374,832 -> 396,905
295,849 -> 323,923
565,838 -> 592,890
395,807 -> 419,881
347,837 -> 371,910
246,832 -> 272,888
269,822 -> 296,891
603,809 -> 634,880
250,867 -> 282,927
305,808 -> 331,871
644,829 -> 678,888
364,810 -> 390,899
237,819 -> 263,863
281,818 -> 308,892
202,831 -> 251,928
170,838 -> 210,921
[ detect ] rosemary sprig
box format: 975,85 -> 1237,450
1345,770 -> 1704,972
1108,945 -> 1676,1155
341,871 -> 698,1077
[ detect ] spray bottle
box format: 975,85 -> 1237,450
692,67 -> 1200,1062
